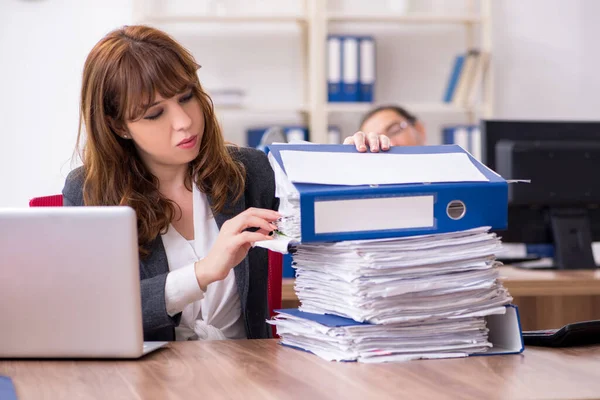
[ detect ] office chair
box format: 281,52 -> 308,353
29,194 -> 63,207
29,194 -> 283,337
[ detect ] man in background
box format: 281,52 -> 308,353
359,105 -> 426,146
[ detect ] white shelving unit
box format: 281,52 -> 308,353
326,13 -> 482,23
139,15 -> 307,23
133,0 -> 493,144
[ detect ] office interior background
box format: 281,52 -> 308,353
1,0 -> 599,207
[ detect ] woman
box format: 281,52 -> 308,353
62,25 -> 389,342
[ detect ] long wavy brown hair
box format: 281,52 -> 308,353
76,25 -> 245,256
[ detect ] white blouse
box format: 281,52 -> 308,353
161,183 -> 245,341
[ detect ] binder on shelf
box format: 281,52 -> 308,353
247,125 -> 342,148
358,36 -> 375,103
466,51 -> 490,107
247,126 -> 309,149
266,143 -> 508,244
327,126 -> 341,144
341,36 -> 359,102
443,54 -> 465,103
274,305 -> 525,359
452,49 -> 480,107
442,125 -> 482,161
471,125 -> 482,161
327,36 -> 343,102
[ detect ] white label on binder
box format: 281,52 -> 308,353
314,195 -> 434,234
359,38 -> 375,83
328,37 -> 341,82
342,37 -> 358,83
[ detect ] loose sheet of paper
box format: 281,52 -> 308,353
279,151 -> 489,185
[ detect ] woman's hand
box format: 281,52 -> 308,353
194,207 -> 280,290
343,131 -> 391,153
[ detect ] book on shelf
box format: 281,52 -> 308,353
443,49 -> 490,108
442,124 -> 482,161
246,125 -> 342,149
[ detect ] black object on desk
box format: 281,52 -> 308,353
482,120 -> 600,270
523,320 -> 600,347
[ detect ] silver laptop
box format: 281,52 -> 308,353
0,206 -> 167,358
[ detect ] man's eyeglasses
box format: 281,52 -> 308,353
385,121 -> 413,137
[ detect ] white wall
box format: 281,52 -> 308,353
0,0 -> 133,206
1,0 -> 598,207
491,0 -> 596,119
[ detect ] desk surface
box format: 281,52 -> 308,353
499,266 -> 600,296
3,340 -> 600,400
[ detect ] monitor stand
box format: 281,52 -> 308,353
550,208 -> 596,270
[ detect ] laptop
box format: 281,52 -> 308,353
0,206 -> 167,358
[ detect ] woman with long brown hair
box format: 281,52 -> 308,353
62,25 -> 389,341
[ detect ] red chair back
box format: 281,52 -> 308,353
267,251 -> 283,337
29,194 -> 283,337
29,194 -> 63,207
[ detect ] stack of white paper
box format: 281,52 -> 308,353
269,310 -> 498,363
269,227 -> 514,363
293,227 -> 512,324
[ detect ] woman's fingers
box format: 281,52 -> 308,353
237,231 -> 274,246
243,207 -> 280,221
240,215 -> 277,233
225,208 -> 280,233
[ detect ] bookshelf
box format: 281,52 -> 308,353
139,15 -> 307,24
326,13 -> 482,24
133,0 -> 493,145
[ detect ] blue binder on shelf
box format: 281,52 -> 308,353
247,126 -> 310,149
443,54 -> 465,103
275,305 -> 525,357
358,35 -> 375,103
266,143 -> 508,244
442,125 -> 482,161
341,36 -> 359,102
327,35 -> 343,102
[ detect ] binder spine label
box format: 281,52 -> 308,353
313,195 -> 434,234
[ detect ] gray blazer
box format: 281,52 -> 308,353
62,147 -> 278,341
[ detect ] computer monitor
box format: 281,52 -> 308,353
481,119 -> 600,270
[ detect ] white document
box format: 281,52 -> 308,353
268,226 -> 516,363
279,151 -> 489,186
253,234 -> 296,253
287,227 -> 512,324
269,312 -> 495,363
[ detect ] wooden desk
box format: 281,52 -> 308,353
2,340 -> 600,399
282,266 -> 600,331
500,266 -> 600,330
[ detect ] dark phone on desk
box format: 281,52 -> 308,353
523,320 -> 600,347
